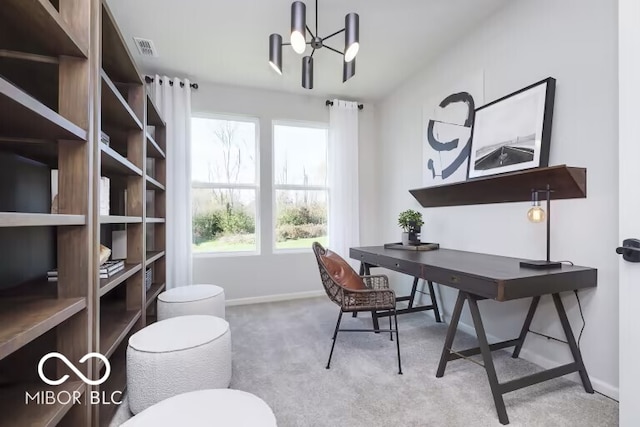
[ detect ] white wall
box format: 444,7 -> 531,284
375,0 -> 618,397
192,82 -> 379,302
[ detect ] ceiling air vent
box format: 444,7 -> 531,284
133,37 -> 158,57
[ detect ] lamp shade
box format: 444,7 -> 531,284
302,56 -> 313,89
344,13 -> 359,62
269,34 -> 282,75
343,57 -> 355,82
291,1 -> 307,54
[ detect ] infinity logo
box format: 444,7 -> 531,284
38,352 -> 111,386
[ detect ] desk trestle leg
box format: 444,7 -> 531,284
435,291 -> 594,425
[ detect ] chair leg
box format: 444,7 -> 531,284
394,310 -> 402,375
389,312 -> 393,341
326,310 -> 343,369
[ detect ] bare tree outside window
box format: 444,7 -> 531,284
192,116 -> 258,253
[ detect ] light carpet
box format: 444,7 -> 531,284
111,297 -> 618,426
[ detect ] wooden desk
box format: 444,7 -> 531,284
350,246 -> 597,425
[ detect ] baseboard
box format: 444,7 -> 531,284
454,321 -> 619,401
226,290 -> 325,306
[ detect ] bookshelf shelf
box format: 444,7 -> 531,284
0,76 -> 87,141
101,3 -> 142,85
145,283 -> 166,309
2,0 -> 88,58
100,215 -> 143,224
146,251 -> 165,265
101,70 -> 143,131
146,175 -> 165,191
0,297 -> 86,360
99,303 -> 141,359
146,217 -> 165,224
100,143 -> 143,177
99,263 -> 143,297
0,381 -> 85,427
146,95 -> 166,128
146,132 -> 165,159
0,213 -> 86,227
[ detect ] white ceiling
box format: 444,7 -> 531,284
107,0 -> 509,101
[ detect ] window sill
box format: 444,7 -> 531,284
193,251 -> 260,258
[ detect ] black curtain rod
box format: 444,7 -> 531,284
145,75 -> 199,90
325,100 -> 363,110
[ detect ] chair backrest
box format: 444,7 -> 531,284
312,242 -> 345,307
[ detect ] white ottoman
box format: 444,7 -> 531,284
121,389 -> 277,427
158,284 -> 225,321
127,315 -> 232,414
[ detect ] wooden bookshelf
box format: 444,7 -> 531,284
0,2 -> 169,425
0,0 -> 94,425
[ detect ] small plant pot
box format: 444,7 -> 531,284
402,228 -> 421,246
401,232 -> 410,246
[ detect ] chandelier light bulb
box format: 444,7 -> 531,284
527,206 -> 546,223
291,1 -> 307,54
344,13 -> 360,62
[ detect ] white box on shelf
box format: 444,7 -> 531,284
112,230 -> 127,260
100,177 -> 110,215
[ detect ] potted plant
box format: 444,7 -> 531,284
398,209 -> 424,246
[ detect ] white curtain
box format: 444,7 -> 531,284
328,99 -> 360,264
149,75 -> 192,289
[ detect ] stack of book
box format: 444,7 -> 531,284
100,260 -> 124,279
47,260 -> 125,282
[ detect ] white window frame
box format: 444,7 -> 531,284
191,113 -> 261,258
271,120 -> 329,254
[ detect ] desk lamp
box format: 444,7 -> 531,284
520,184 -> 562,269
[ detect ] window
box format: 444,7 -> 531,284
191,116 -> 259,254
273,122 -> 328,250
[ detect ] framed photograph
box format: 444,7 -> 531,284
467,77 -> 556,179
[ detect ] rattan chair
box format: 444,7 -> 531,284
312,242 -> 402,374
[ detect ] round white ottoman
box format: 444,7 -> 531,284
126,315 -> 232,414
121,389 -> 277,427
158,284 -> 225,321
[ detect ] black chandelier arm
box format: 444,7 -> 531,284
323,44 -> 343,56
306,24 -> 315,39
310,48 -> 316,58
322,28 -> 345,42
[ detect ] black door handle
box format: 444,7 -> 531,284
617,238 -> 640,262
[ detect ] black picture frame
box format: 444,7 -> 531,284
466,77 -> 556,179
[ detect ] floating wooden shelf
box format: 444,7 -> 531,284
1,0 -> 88,58
0,297 -> 86,360
146,217 -> 165,224
101,70 -> 143,131
0,380 -> 85,427
101,3 -> 142,84
146,95 -> 166,128
409,165 -> 587,208
100,143 -> 143,176
145,283 -> 166,309
0,212 -> 86,227
99,263 -> 143,297
146,175 -> 165,191
0,76 -> 87,141
146,132 -> 165,158
100,215 -> 143,224
146,251 -> 165,265
100,304 -> 141,359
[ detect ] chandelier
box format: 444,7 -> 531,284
268,1 -> 360,89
